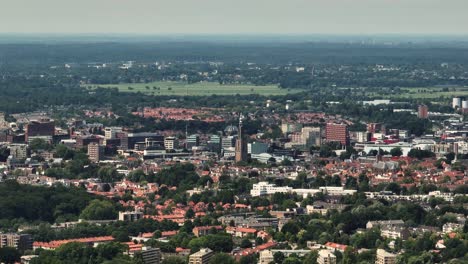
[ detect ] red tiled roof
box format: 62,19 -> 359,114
33,236 -> 114,249
325,242 -> 348,251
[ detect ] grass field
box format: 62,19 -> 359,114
86,81 -> 301,96
367,87 -> 468,99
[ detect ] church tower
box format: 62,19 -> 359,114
235,114 -> 247,163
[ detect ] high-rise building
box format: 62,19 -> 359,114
9,144 -> 28,160
317,249 -> 336,264
302,127 -> 322,147
248,141 -> 269,155
76,135 -> 102,149
367,123 -> 382,133
164,137 -> 178,150
462,100 -> 468,114
235,116 -> 247,163
120,133 -> 164,150
281,123 -> 303,134
0,233 -> 33,251
25,119 -> 55,143
418,104 -> 429,119
326,123 -> 349,146
189,248 -> 214,264
207,134 -> 221,154
375,249 -> 397,264
104,127 -> 123,140
452,97 -> 462,109
186,134 -> 200,150
0,112 -> 8,129
87,142 -> 104,162
222,136 -> 236,150
140,247 -> 161,264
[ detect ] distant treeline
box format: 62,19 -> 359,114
1,42 -> 468,64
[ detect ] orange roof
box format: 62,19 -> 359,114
236,227 -> 257,234
325,242 -> 348,251
162,231 -> 179,237
33,236 -> 114,249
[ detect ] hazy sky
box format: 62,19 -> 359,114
1,0 -> 467,35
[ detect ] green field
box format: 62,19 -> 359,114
86,81 -> 301,96
366,87 -> 468,99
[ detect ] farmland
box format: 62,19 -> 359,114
85,81 -> 302,96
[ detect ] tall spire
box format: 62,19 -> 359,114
235,113 -> 247,163
238,113 -> 243,137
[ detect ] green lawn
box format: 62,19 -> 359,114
85,81 -> 301,96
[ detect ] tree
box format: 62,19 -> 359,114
29,138 -> 51,152
96,242 -> 128,262
0,247 -> 20,264
208,253 -> 236,264
283,257 -> 301,264
185,208 -> 195,219
408,149 -> 435,159
162,256 -> 186,264
302,251 -> 318,264
239,254 -> 257,264
79,199 -> 117,220
281,158 -> 293,166
390,147 -> 403,157
240,238 -> 252,248
273,251 -> 285,263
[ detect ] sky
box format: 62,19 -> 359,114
1,0 -> 467,35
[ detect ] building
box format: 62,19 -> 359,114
259,250 -> 274,264
164,137 -> 178,150
367,123 -> 383,133
286,127 -> 322,150
76,135 -> 102,149
250,182 -> 292,196
355,131 -> 372,143
375,249 -> 397,264
9,143 -> 28,159
442,222 -> 464,233
248,141 -> 269,155
0,233 -> 33,251
186,134 -> 200,150
207,134 -> 221,153
104,127 -> 123,140
222,136 -> 236,150
366,220 -> 405,229
317,249 -> 336,264
302,127 -> 322,147
25,119 -> 55,142
119,211 -> 143,222
452,97 -> 462,109
281,123 -> 303,134
192,226 -> 223,237
140,247 -> 161,264
380,226 -> 410,240
33,236 -> 114,250
0,112 -> 8,129
120,133 -> 164,150
418,104 -> 429,119
326,123 -> 349,146
235,117 -> 247,163
251,182 -> 356,197
87,142 -> 104,162
189,248 -> 214,264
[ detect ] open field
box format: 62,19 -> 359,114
85,81 -> 302,96
366,87 -> 468,99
